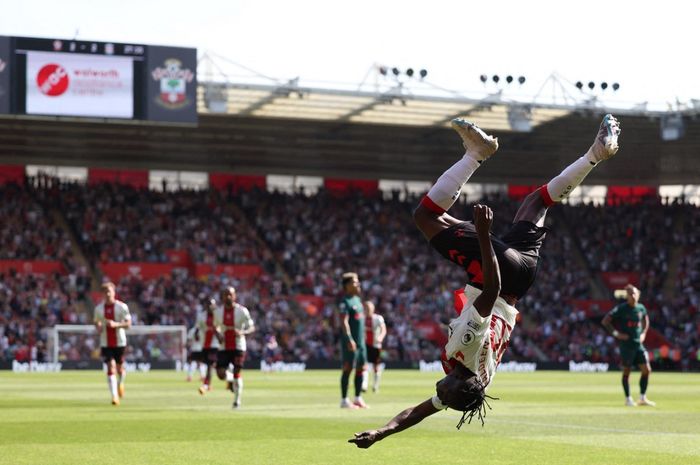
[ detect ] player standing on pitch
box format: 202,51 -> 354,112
338,272 -> 368,409
215,286 -> 255,408
350,114 -> 621,447
602,284 -> 655,406
93,282 -> 131,406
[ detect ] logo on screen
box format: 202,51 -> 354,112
37,64 -> 69,97
151,58 -> 194,109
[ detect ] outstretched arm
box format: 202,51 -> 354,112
472,204 -> 501,318
348,398 -> 440,449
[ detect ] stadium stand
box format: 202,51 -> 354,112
2,176 -> 696,369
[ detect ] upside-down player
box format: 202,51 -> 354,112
93,282 -> 131,406
350,115 -> 621,448
215,286 -> 255,408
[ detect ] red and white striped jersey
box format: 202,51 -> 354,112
196,311 -> 220,350
365,314 -> 386,349
94,300 -> 130,348
215,303 -> 254,351
442,285 -> 517,388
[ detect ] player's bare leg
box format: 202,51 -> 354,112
414,119 -> 498,241
518,114 -> 621,225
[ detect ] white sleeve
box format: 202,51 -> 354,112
243,307 -> 254,329
431,395 -> 447,410
121,303 -> 131,322
93,306 -> 102,324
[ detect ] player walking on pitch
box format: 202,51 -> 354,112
186,325 -> 205,382
350,114 -> 621,447
362,301 -> 386,393
602,284 -> 655,406
215,286 -> 255,408
93,282 -> 131,406
197,299 -> 220,394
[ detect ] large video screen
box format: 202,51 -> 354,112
25,51 -> 134,118
4,36 -> 197,123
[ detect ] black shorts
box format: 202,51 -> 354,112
366,345 -> 382,364
217,349 -> 246,368
101,347 -> 126,364
190,350 -> 204,362
201,348 -> 218,365
430,220 -> 547,299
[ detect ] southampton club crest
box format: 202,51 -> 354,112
151,58 -> 195,109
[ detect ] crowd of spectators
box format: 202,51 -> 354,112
0,183 -> 74,264
1,180 -> 698,369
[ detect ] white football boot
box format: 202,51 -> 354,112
450,118 -> 499,162
587,114 -> 621,164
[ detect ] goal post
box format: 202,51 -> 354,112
51,324 -> 187,367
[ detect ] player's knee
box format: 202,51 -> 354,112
216,369 -> 227,380
413,205 -> 443,239
643,365 -> 652,375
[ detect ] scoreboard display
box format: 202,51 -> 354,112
0,36 -> 196,123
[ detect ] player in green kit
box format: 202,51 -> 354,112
602,284 -> 656,407
338,272 -> 368,409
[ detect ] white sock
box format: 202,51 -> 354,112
108,374 -> 118,398
373,370 -> 381,389
225,370 -> 234,382
640,394 -> 647,401
187,363 -> 194,377
425,153 -> 481,212
234,378 -> 243,404
199,364 -> 207,379
118,369 -> 126,385
545,152 -> 597,202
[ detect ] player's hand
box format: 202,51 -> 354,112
348,340 -> 357,352
106,320 -> 118,329
348,430 -> 380,449
473,204 -> 493,235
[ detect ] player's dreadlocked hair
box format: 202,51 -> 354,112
446,377 -> 499,430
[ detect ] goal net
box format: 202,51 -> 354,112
51,325 -> 186,367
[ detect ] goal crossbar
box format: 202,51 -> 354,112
52,324 -> 187,364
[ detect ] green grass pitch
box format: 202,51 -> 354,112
1,370 -> 699,465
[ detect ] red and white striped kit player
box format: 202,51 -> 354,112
216,301 -> 254,353
215,286 -> 255,408
438,285 -> 516,394
94,300 -> 130,349
93,282 -> 131,406
196,302 -> 220,394
196,308 -> 221,351
363,301 -> 387,393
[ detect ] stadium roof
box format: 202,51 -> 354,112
194,79 -> 689,132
